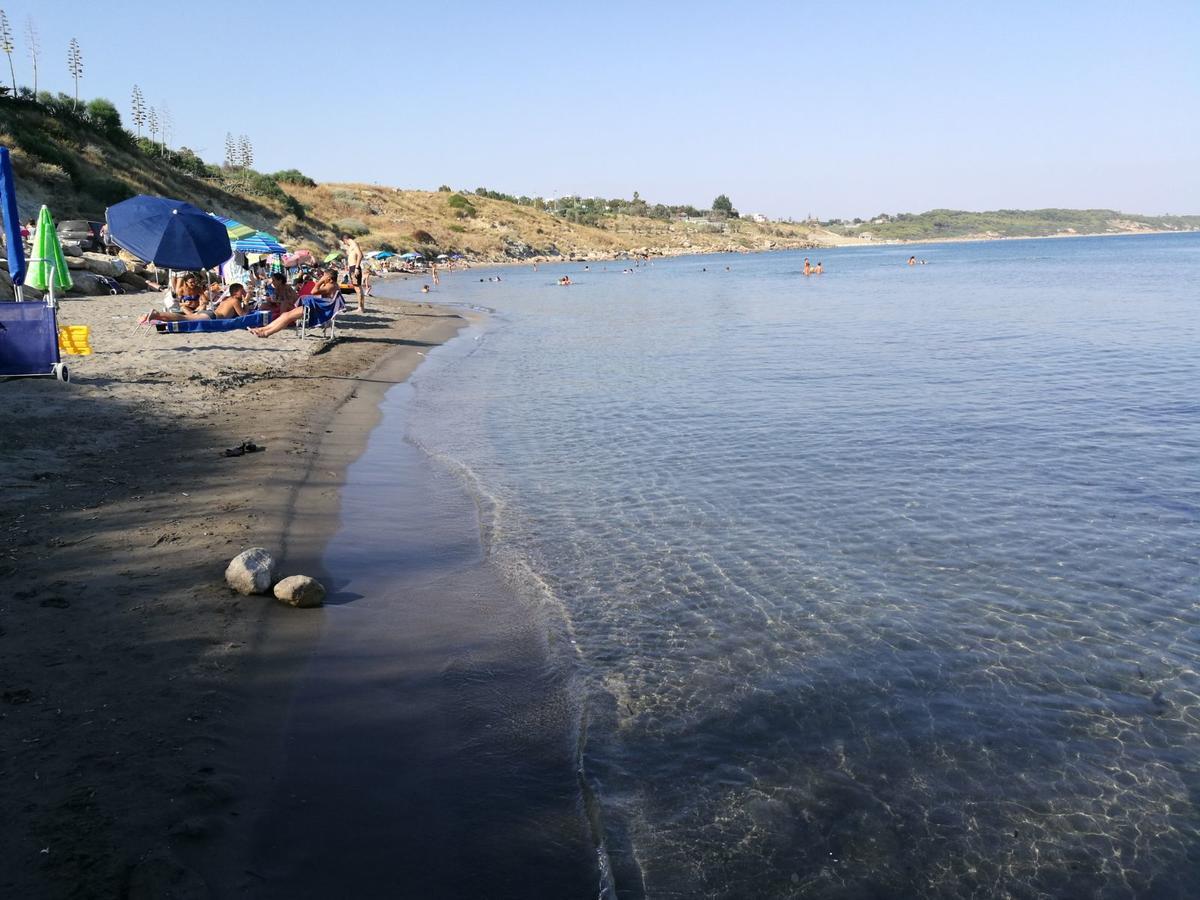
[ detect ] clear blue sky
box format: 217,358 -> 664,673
6,1 -> 1199,218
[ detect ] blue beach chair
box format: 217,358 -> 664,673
297,291 -> 345,340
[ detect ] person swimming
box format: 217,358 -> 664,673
908,256 -> 916,266
559,275 -> 572,285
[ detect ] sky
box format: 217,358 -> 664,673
4,1 -> 1198,219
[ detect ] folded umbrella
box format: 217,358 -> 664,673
26,205 -> 73,294
0,147 -> 26,289
106,195 -> 232,269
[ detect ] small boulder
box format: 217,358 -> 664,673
83,252 -> 125,278
273,575 -> 326,608
225,547 -> 276,595
117,270 -> 150,290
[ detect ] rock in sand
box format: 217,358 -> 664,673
273,575 -> 326,608
225,547 -> 276,595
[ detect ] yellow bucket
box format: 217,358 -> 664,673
58,325 -> 92,356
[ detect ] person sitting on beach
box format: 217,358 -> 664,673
249,271 -> 340,338
141,283 -> 251,323
264,272 -> 299,318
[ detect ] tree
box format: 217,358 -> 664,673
223,132 -> 235,168
24,17 -> 37,94
147,106 -> 158,145
237,134 -> 253,170
86,97 -> 121,134
712,194 -> 736,216
0,10 -> 15,95
130,84 -> 146,137
159,100 -> 171,154
66,37 -> 82,110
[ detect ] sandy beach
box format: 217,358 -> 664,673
0,287 -> 467,898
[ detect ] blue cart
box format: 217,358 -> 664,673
0,298 -> 69,381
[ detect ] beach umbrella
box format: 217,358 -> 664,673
399,251 -> 421,260
436,253 -> 449,260
323,250 -> 342,263
0,147 -> 26,293
106,195 -> 232,269
210,213 -> 256,241
26,205 -> 73,296
374,250 -> 395,259
232,231 -> 287,254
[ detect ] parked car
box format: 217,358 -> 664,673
57,220 -> 104,253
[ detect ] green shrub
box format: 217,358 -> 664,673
85,98 -> 122,136
448,224 -> 465,233
272,168 -> 316,187
334,217 -> 369,236
411,229 -> 436,245
437,184 -> 452,192
377,240 -> 398,252
446,193 -> 476,218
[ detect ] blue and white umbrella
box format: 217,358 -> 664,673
232,231 -> 287,254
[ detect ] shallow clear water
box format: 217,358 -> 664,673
392,235 -> 1200,897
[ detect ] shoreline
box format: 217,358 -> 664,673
0,285 -> 468,896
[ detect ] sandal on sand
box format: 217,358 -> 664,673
221,441 -> 265,458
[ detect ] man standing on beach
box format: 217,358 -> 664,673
341,234 -> 365,313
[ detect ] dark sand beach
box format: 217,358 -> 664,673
0,288 -> 465,897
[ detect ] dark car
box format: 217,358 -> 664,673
57,220 -> 105,253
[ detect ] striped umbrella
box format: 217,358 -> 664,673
27,205 -> 73,296
211,214 -> 256,241
232,231 -> 287,254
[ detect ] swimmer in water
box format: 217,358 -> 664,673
815,261 -> 824,274
421,284 -> 430,293
908,256 -> 916,266
803,257 -> 812,276
559,275 -> 572,285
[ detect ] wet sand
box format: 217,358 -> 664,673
221,366 -> 601,897
0,287 -> 465,897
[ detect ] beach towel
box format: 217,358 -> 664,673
154,311 -> 270,334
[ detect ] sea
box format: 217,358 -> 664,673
261,233 -> 1200,899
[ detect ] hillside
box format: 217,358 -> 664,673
827,208 -> 1200,242
3,96 -> 1196,262
0,95 -> 841,262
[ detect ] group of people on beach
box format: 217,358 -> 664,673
137,262 -> 346,338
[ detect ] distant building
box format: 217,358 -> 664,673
750,213 -> 769,223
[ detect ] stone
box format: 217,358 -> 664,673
65,255 -> 87,270
83,252 -> 125,278
273,575 -> 326,608
117,270 -> 150,290
66,270 -> 113,296
224,547 -> 276,595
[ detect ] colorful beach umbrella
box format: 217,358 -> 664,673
210,213 -> 256,241
399,251 -> 421,260
232,231 -> 287,254
323,250 -> 342,263
26,205 -> 73,295
0,147 -> 26,290
373,250 -> 395,259
106,195 -> 231,269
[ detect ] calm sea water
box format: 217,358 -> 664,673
392,234 -> 1200,897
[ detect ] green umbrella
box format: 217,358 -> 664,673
27,205 -> 73,296
324,250 -> 342,263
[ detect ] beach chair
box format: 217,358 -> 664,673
297,291 -> 344,340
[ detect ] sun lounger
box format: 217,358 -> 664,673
154,311 -> 270,334
298,292 -> 344,340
